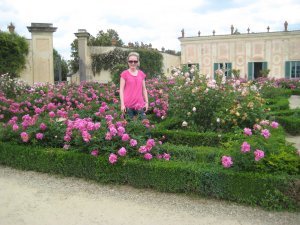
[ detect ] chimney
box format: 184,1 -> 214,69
8,22 -> 15,33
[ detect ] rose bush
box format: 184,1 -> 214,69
167,69 -> 266,132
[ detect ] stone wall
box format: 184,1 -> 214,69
70,29 -> 181,84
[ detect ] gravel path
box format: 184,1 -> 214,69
0,166 -> 299,225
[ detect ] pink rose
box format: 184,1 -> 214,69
144,153 -> 153,160
243,128 -> 252,136
118,147 -> 127,156
163,153 -> 171,161
91,149 -> 99,156
221,156 -> 233,168
130,139 -> 137,147
39,123 -> 47,131
271,121 -> 279,129
261,129 -> 270,139
241,141 -> 251,153
20,132 -> 29,142
49,111 -> 55,118
254,149 -> 265,161
35,133 -> 44,140
109,153 -> 118,164
121,133 -> 130,141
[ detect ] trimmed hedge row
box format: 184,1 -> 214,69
161,143 -> 221,163
268,109 -> 300,117
276,116 -> 300,135
151,129 -> 240,147
265,98 -> 290,111
0,142 -> 299,211
292,89 -> 300,95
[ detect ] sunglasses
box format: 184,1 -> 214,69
128,60 -> 138,64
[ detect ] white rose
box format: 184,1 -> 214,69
182,121 -> 188,127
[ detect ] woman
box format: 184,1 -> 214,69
119,52 -> 149,119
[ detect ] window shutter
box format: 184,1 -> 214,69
213,63 -> 218,79
227,63 -> 232,78
262,61 -> 268,70
285,61 -> 290,79
248,62 -> 253,80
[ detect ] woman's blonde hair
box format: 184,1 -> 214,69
127,52 -> 140,66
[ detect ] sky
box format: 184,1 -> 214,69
1,0 -> 300,61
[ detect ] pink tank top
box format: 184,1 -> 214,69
121,70 -> 146,109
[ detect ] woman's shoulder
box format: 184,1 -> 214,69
138,70 -> 146,78
120,69 -> 129,78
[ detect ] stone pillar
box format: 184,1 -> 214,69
27,23 -> 57,84
74,29 -> 90,82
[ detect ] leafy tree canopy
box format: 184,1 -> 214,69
53,49 -> 69,82
90,29 -> 124,47
0,31 -> 29,77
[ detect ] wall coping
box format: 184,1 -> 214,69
27,23 -> 57,33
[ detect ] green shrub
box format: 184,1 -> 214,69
151,128 -> 241,147
260,86 -> 292,99
268,109 -> 300,117
221,126 -> 299,175
161,143 -> 220,163
266,98 -> 290,111
291,89 -> 300,95
276,116 -> 300,135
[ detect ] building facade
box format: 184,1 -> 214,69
179,23 -> 300,80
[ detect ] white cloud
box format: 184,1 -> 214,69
1,0 -> 299,60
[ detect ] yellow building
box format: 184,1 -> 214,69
179,22 -> 300,80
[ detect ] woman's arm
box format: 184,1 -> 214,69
142,80 -> 149,112
120,77 -> 126,113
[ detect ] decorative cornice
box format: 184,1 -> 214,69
27,23 -> 57,33
74,29 -> 90,38
179,30 -> 300,43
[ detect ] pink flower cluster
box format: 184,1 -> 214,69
241,141 -> 251,153
243,128 -> 252,136
261,129 -> 270,139
254,149 -> 265,161
221,156 -> 233,168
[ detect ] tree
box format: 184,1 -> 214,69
89,29 -> 124,46
0,31 -> 29,77
53,49 -> 69,82
69,39 -> 79,74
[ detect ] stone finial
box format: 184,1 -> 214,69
284,21 -> 288,31
247,27 -> 250,34
231,25 -> 234,35
181,28 -> 185,37
198,31 -> 201,36
267,26 -> 270,32
213,30 -> 215,36
8,22 -> 15,33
